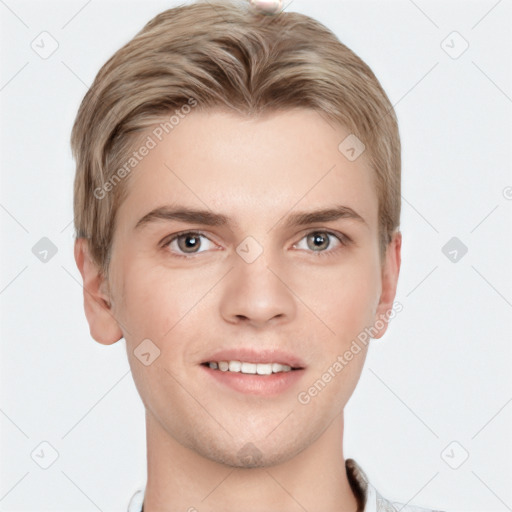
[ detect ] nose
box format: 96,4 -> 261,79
218,250 -> 297,328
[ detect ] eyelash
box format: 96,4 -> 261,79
160,230 -> 352,259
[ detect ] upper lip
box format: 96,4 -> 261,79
201,348 -> 306,369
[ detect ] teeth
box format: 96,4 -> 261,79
228,360 -> 241,372
257,363 -> 272,375
273,362 -> 291,372
241,362 -> 257,374
207,360 -> 294,374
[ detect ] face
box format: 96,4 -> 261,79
81,108 -> 400,468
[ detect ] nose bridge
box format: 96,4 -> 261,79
219,236 -> 296,326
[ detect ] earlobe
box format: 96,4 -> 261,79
372,230 -> 402,340
74,238 -> 123,345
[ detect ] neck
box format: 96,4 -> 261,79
142,411 -> 359,512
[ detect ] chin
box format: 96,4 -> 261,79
193,435 -> 306,470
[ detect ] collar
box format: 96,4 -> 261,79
346,457 -> 385,511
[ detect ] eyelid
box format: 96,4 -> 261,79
298,228 -> 352,245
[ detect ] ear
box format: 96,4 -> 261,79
74,238 -> 123,345
371,230 -> 402,339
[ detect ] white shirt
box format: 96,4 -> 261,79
127,458 -> 443,512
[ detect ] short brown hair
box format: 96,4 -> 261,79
71,0 -> 400,277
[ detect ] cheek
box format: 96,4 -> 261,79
290,257 -> 381,342
333,271 -> 379,331
114,259 -> 222,343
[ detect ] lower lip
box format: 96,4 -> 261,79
200,364 -> 305,396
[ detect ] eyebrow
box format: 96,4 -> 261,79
134,204 -> 368,231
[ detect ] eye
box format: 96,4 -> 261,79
293,230 -> 349,256
161,229 -> 350,259
163,231 -> 217,257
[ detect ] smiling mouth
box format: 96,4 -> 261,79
200,361 -> 302,375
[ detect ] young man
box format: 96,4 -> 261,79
71,1 -> 443,510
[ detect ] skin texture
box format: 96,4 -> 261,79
75,109 -> 401,512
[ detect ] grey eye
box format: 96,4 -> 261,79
294,231 -> 344,254
306,232 -> 331,251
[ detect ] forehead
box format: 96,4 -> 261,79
116,108 -> 377,231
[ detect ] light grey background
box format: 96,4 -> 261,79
1,0 -> 511,511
